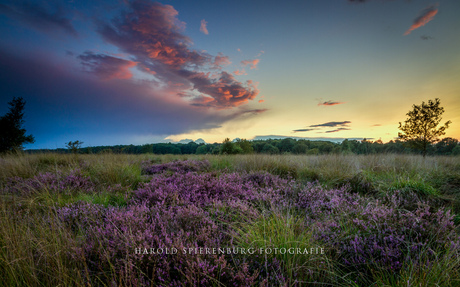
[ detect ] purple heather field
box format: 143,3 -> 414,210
2,157 -> 459,286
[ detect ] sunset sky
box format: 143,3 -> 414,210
1,0 -> 459,149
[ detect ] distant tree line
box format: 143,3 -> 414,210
26,137 -> 460,156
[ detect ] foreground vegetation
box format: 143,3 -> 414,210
1,153 -> 459,286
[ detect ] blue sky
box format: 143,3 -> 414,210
1,0 -> 459,149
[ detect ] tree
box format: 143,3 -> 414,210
66,140 -> 84,154
220,138 -> 235,154
235,138 -> 253,154
261,143 -> 279,154
434,137 -> 458,155
398,98 -> 451,157
292,142 -> 307,154
0,97 -> 35,153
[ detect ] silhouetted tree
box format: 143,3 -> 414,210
398,98 -> 451,157
0,97 -> 35,153
66,140 -> 84,154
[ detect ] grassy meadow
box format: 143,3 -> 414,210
1,153 -> 459,286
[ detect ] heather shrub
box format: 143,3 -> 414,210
132,171 -> 296,211
57,202 -> 259,286
141,159 -> 210,175
297,184 -> 460,284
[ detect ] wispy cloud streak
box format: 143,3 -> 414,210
325,128 -> 350,133
404,6 -> 438,36
293,128 -> 316,133
310,121 -> 351,128
318,100 -> 345,106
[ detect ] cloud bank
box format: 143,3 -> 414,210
97,1 -> 260,109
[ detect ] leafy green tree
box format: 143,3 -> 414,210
398,98 -> 451,157
278,138 -> 295,153
292,142 -> 307,154
434,137 -> 458,155
220,138 -> 235,154
306,148 -> 319,155
195,145 -> 209,154
261,143 -> 279,154
452,145 -> 460,156
0,97 -> 35,153
235,138 -> 253,154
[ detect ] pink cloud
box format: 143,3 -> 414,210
95,1 -> 261,109
404,6 -> 438,36
233,69 -> 247,76
185,71 -> 259,108
241,59 -> 260,69
256,50 -> 265,57
258,99 -> 264,103
200,19 -> 209,35
213,53 -> 231,68
78,51 -> 137,80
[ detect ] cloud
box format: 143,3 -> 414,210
258,99 -> 264,103
318,100 -> 345,106
78,51 -> 138,80
293,128 -> 316,133
420,35 -> 434,40
185,71 -> 260,108
0,1 -> 77,36
97,1 -> 258,109
404,6 -> 438,36
310,121 -> 351,128
241,59 -> 260,70
233,69 -> 247,76
213,53 -> 231,69
200,19 -> 209,35
325,128 -> 351,133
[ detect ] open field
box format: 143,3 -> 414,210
1,153 -> 460,286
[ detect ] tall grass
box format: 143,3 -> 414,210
0,200 -> 89,286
